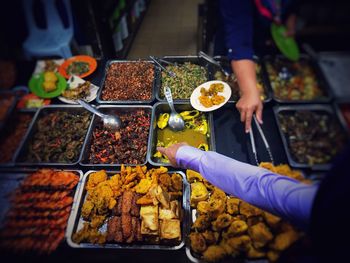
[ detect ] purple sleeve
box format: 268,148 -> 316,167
176,146 -> 318,230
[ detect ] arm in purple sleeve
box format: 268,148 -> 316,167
176,146 -> 318,230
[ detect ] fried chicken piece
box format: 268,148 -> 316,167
239,201 -> 262,217
210,187 -> 227,202
207,198 -> 225,219
199,95 -> 213,108
72,222 -> 106,244
197,201 -> 209,214
202,230 -> 219,245
190,232 -> 207,253
91,215 -> 106,228
86,170 -> 107,191
211,95 -> 225,105
202,245 -> 226,262
121,213 -> 132,240
158,173 -> 172,190
134,178 -> 152,194
269,230 -> 300,251
192,214 -> 211,231
121,191 -> 133,214
211,213 -> 232,231
263,212 -> 281,229
222,220 -> 248,239
170,173 -> 183,191
247,216 -> 264,227
81,200 -> 94,220
248,222 -> 273,249
223,235 -> 252,257
226,197 -> 240,215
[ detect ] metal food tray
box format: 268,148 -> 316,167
66,170 -> 191,250
96,60 -> 160,104
0,169 -> 83,230
273,104 -> 349,170
0,91 -> 17,132
80,105 -> 153,167
0,110 -> 36,168
211,56 -> 272,103
14,105 -> 93,167
155,55 -> 210,102
264,54 -> 333,104
148,102 -> 216,166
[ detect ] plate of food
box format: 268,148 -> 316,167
28,72 -> 67,99
17,93 -> 51,109
58,55 -> 97,79
58,75 -> 99,104
32,59 -> 64,75
190,80 -> 231,112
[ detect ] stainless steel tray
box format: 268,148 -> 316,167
273,104 -> 349,170
80,105 -> 153,167
14,105 -> 93,167
66,170 -> 190,250
155,56 -> 210,102
211,56 -> 272,103
0,169 -> 83,230
96,60 -> 159,104
148,102 -> 216,166
0,110 -> 36,168
264,54 -> 333,104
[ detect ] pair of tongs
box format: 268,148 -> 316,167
149,56 -> 176,78
198,51 -> 230,77
249,115 -> 274,166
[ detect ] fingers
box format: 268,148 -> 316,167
256,103 -> 263,124
245,109 -> 253,133
157,146 -> 166,155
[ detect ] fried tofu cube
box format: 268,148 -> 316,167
159,208 -> 176,220
160,219 -> 181,240
141,220 -> 159,236
140,205 -> 158,231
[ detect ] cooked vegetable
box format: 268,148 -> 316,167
160,62 -> 207,99
67,61 -> 90,76
22,111 -> 91,163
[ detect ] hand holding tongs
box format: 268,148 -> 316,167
249,115 -> 274,166
198,51 -> 230,77
149,56 -> 176,78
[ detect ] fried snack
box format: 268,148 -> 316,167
263,212 -> 281,229
160,219 -> 181,240
140,205 -> 158,232
171,173 -> 183,191
73,222 -> 106,244
197,201 -> 209,214
192,214 -> 212,232
239,201 -> 262,218
207,198 -> 226,219
211,95 -> 225,105
209,83 -> 224,93
202,245 -> 227,262
199,83 -> 226,108
86,170 -> 108,191
226,197 -> 240,215
186,169 -> 203,183
222,220 -> 248,239
248,222 -> 273,249
191,182 -> 209,206
158,173 -> 172,189
190,232 -> 207,253
269,230 -> 299,251
211,213 -> 232,231
199,95 -> 213,108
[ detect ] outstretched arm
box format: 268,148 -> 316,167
158,144 -> 318,230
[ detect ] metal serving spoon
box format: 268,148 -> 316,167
77,99 -> 122,131
163,86 -> 185,131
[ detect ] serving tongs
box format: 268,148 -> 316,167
198,51 -> 230,77
249,115 -> 274,166
149,56 -> 176,78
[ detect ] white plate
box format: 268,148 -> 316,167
58,75 -> 99,104
190,80 -> 231,112
32,59 -> 64,75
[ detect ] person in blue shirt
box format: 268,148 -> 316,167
216,0 -> 298,132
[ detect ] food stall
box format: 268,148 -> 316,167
0,53 -> 349,263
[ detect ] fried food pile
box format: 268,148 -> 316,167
199,83 -> 225,108
187,166 -> 304,262
0,169 -> 79,254
73,166 -> 183,245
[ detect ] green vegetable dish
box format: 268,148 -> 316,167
67,61 -> 90,76
22,111 -> 91,163
159,63 -> 207,99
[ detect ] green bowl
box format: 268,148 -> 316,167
29,73 -> 67,98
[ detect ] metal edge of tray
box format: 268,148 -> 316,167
0,110 -> 37,168
148,102 -> 216,167
155,55 -> 210,102
273,104 -> 349,171
263,54 -> 333,104
66,169 -> 191,250
0,90 -> 18,133
0,169 -> 83,230
96,60 -> 159,104
14,105 -> 93,167
211,56 -> 273,104
79,105 -> 153,167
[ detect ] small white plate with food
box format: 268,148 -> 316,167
190,80 -> 231,112
58,75 -> 99,104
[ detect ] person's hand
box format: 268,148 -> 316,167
285,14 -> 297,37
236,89 -> 263,133
157,142 -> 188,167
